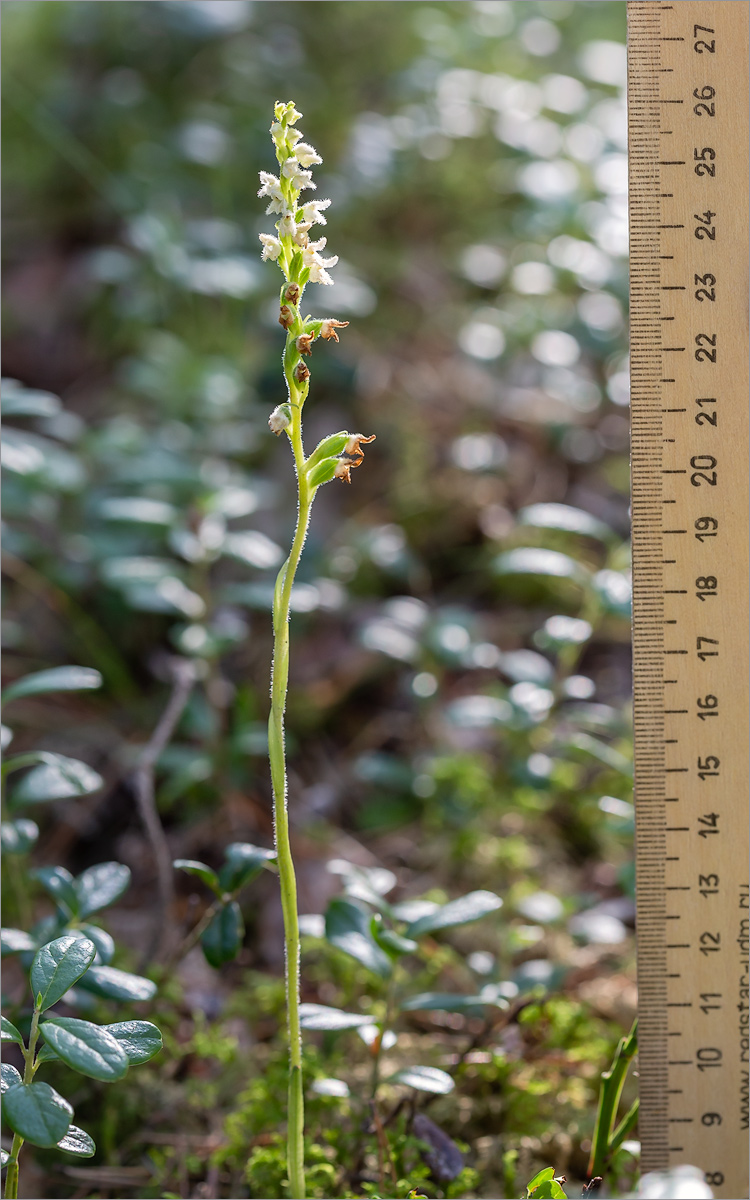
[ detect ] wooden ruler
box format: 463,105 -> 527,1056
627,3 -> 749,1196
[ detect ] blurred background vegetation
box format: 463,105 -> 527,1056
2,2 -> 636,1197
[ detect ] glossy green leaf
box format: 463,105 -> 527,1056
1,1015 -> 24,1046
526,1167 -> 555,1194
33,866 -> 79,918
1,818 -> 39,854
388,1065 -> 454,1094
173,859 -> 221,894
373,927 -> 417,958
103,1020 -> 162,1064
401,992 -> 501,1013
75,862 -> 131,918
406,890 -> 503,938
533,1179 -> 567,1199
57,1124 -> 96,1157
41,1016 -> 129,1081
1,928 -> 37,955
76,965 -> 156,1003
31,935 -> 96,1010
518,502 -> 614,544
218,843 -> 275,892
201,901 -> 244,968
11,754 -> 103,806
2,382 -> 62,419
1,1062 -> 22,1093
325,897 -> 392,978
299,1004 -> 371,1031
3,1081 -> 73,1147
2,667 -> 102,705
494,548 -> 590,587
35,1043 -> 60,1065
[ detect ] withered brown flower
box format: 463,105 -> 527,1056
320,318 -> 349,342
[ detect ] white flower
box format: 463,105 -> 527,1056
282,157 -> 315,191
308,254 -> 338,285
270,121 -> 303,147
300,199 -> 331,226
257,171 -> 286,215
276,213 -> 297,239
302,236 -> 340,282
258,233 -> 282,261
293,222 -> 312,246
294,141 -> 322,168
301,236 -> 328,266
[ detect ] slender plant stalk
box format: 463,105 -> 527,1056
268,432 -> 311,1200
4,1007 -> 41,1199
257,100 -> 376,1199
587,1018 -> 638,1180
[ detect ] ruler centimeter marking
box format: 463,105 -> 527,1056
627,3 -> 749,1196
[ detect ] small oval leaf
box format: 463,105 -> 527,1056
75,862 -> 131,918
494,547 -> 590,587
32,866 -> 79,917
78,924 -> 115,965
388,1065 -> 454,1095
57,1124 -> 96,1158
31,936 -> 96,1011
401,992 -> 500,1013
12,755 -> 103,806
173,859 -> 221,894
1,1015 -> 24,1046
518,502 -> 614,544
3,1081 -> 73,1147
1,1062 -> 22,1093
325,898 -> 392,979
299,1004 -> 371,1032
1,928 -> 37,956
41,1017 -> 129,1082
218,843 -> 275,892
406,890 -> 503,938
76,965 -> 156,1003
201,901 -> 244,968
2,667 -> 102,705
103,1020 -> 162,1064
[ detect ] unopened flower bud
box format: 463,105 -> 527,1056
294,361 -> 310,384
296,332 -> 315,356
320,318 -> 349,343
279,304 -> 294,330
268,403 -> 292,436
284,283 -> 301,305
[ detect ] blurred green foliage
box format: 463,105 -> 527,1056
2,2 -> 637,1196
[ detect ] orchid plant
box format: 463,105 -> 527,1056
258,100 -> 375,1199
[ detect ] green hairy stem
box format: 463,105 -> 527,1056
269,404 -> 312,1200
259,98 -> 374,1200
